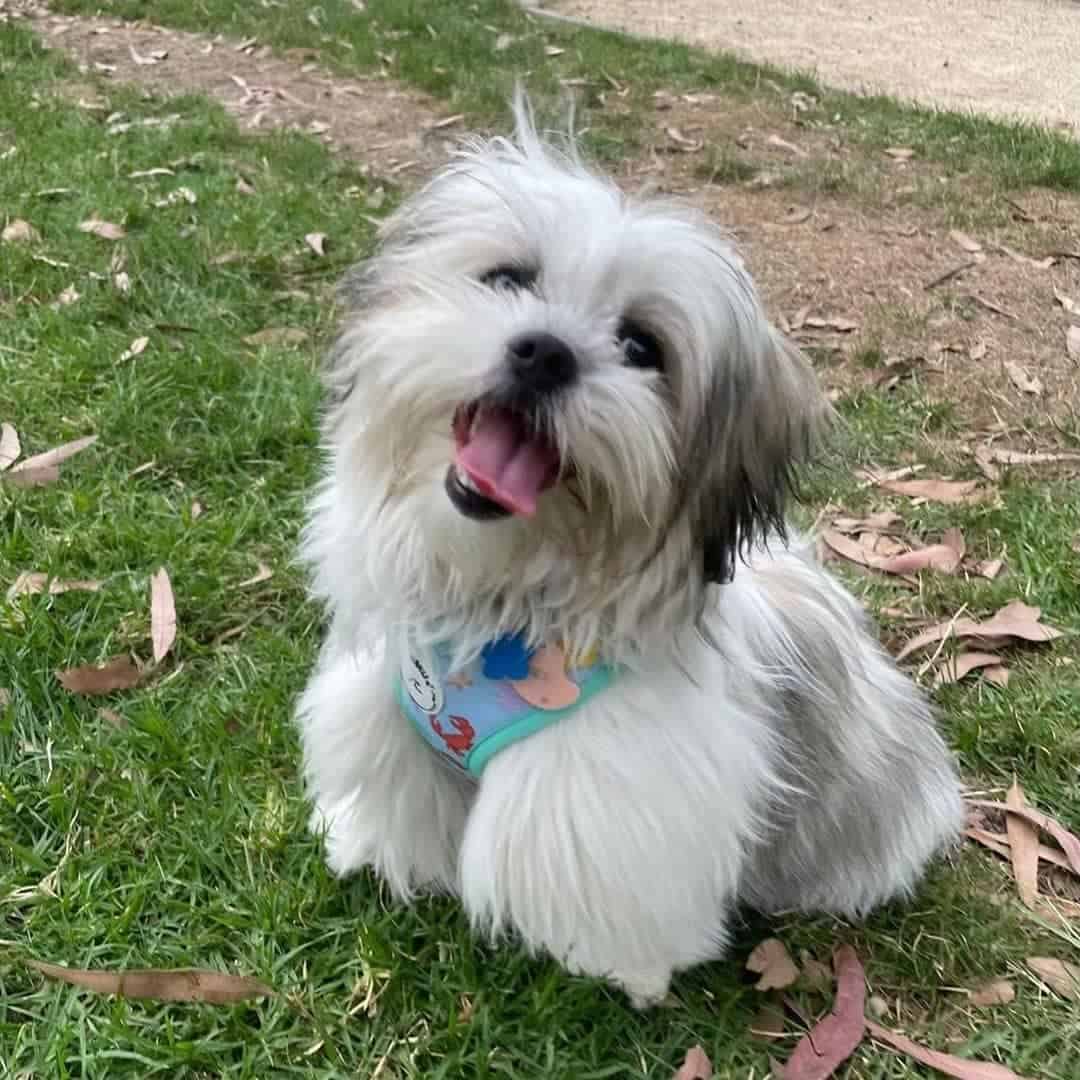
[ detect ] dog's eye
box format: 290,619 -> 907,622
480,265 -> 536,292
617,319 -> 664,372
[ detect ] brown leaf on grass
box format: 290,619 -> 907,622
6,435 -> 98,486
2,218 -> 40,244
304,232 -> 327,256
877,528 -> 964,575
866,1019 -> 1030,1079
55,284 -> 81,308
672,1045 -> 712,1079
983,665 -> 1010,687
78,217 -> 125,241
855,464 -> 926,487
1068,326 -> 1080,363
932,652 -> 1004,688
150,568 -> 177,664
971,295 -> 1017,320
235,176 -> 256,195
964,825 -> 1077,876
884,146 -> 915,161
56,656 -> 142,696
1004,361 -> 1043,396
26,960 -> 272,1003
969,979 -> 1015,1007
774,945 -> 865,1080
1006,781 -> 1040,909
543,45 -> 566,57
997,246 -> 1054,270
895,600 -> 1063,662
1025,958 -> 1080,1001
7,572 -> 102,600
969,341 -> 988,361
0,423 -> 20,470
746,938 -> 800,991
966,799 -> 1080,876
875,477 -> 988,504
237,562 -> 273,588
949,229 -> 982,254
243,327 -> 309,347
978,558 -> 1005,580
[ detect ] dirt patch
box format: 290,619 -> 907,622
541,0 -> 1080,138
609,92 -> 1080,431
18,5 -> 451,181
11,4 -> 1080,434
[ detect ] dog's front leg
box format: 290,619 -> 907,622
458,714 -> 743,1007
296,643 -> 472,898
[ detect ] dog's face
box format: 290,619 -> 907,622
317,103 -> 827,648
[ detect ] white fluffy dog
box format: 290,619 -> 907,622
296,99 -> 963,1006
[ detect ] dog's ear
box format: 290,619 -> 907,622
692,327 -> 831,584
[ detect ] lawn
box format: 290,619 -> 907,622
2,3 -> 1080,1077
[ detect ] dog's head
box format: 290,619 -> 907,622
312,98 -> 829,652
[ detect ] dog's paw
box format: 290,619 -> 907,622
309,801 -> 375,879
611,969 -> 672,1010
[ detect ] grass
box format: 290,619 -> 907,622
3,6 -> 1080,1079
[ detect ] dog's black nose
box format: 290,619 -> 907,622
506,331 -> 577,394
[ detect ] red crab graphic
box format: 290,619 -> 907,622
429,714 -> 475,757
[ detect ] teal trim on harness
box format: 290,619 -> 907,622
396,638 -> 615,780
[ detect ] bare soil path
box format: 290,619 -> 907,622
543,0 -> 1080,137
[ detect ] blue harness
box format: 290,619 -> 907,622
397,633 -> 615,779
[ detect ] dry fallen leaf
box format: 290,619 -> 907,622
767,133 -> 806,157
243,327 -> 309,348
78,217 -> 126,241
967,799 -> 1080,875
56,656 -> 142,696
746,938 -> 800,991
27,960 -> 272,1004
875,477 -> 987,505
150,568 -> 177,664
6,435 -> 98,486
672,1045 -> 712,1080
153,187 -> 197,209
896,599 -> 1064,662
969,341 -> 988,361
949,229 -> 982,254
866,1019 -> 1030,1079
55,285 -> 80,308
7,572 -> 102,600
235,176 -> 256,195
544,45 -> 565,57
969,979 -> 1015,1007
774,945 -> 865,1080
983,665 -> 1010,687
984,448 -> 1080,467
780,206 -> 812,225
802,315 -> 859,333
0,423 -> 20,470
304,232 -> 327,256
978,558 -> 1005,580
1004,361 -> 1043,396
1006,781 -> 1040,909
237,562 -> 273,588
2,218 -> 40,244
830,511 -> 903,535
1067,326 -> 1080,363
878,528 -> 964,575
665,127 -> 704,152
1027,958 -> 1080,1000
120,335 -> 149,362
932,652 -> 1004,688
98,707 -> 127,729
884,146 -> 915,161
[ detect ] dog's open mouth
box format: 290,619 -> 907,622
447,403 -> 560,519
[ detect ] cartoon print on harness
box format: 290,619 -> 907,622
429,713 -> 475,756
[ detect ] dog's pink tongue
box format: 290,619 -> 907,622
456,410 -> 558,516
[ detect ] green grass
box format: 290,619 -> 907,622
47,0 -> 1080,196
3,11 -> 1080,1080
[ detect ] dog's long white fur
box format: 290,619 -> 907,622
296,99 -> 963,1005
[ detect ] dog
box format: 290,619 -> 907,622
296,96 -> 963,1007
